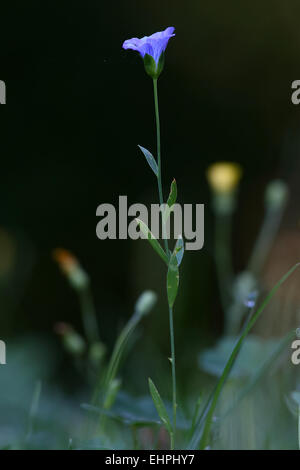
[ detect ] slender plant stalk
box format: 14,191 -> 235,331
214,212 -> 234,325
248,206 -> 285,277
153,78 -> 169,255
153,77 -> 177,448
168,305 -> 176,448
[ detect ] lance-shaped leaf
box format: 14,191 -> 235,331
148,378 -> 173,436
167,178 -> 177,208
162,179 -> 177,225
175,235 -> 184,267
135,218 -> 168,265
167,237 -> 184,308
138,145 -> 158,177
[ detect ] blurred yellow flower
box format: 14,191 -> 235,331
206,162 -> 242,194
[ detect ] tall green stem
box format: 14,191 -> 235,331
153,77 -> 177,448
214,212 -> 234,317
153,78 -> 169,256
168,305 -> 177,448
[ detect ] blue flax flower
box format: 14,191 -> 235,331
122,27 -> 175,79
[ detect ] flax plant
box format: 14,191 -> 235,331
122,27 -> 184,449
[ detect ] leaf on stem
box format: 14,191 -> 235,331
163,179 -> 177,225
135,218 -> 168,265
167,237 -> 184,308
167,179 -> 177,208
138,145 -> 158,177
148,378 -> 173,436
175,235 -> 184,267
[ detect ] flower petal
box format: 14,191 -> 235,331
122,27 -> 175,64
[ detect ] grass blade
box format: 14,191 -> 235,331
148,378 -> 173,437
187,262 -> 300,450
220,330 -> 296,421
166,179 -> 177,208
162,179 -> 177,225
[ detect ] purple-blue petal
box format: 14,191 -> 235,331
122,27 -> 175,64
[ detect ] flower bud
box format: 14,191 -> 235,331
144,53 -> 165,79
122,27 -> 175,80
233,271 -> 257,305
206,162 -> 242,215
135,290 -> 157,316
53,248 -> 89,291
54,322 -> 86,356
264,180 -> 289,211
206,162 -> 242,194
89,341 -> 106,366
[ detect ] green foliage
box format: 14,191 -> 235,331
187,263 -> 300,450
167,237 -> 184,308
135,218 -> 168,265
138,145 -> 158,177
148,378 -> 173,436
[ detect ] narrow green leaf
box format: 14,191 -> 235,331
148,378 -> 173,436
163,179 -> 177,225
136,218 -> 168,265
167,179 -> 177,208
138,145 -> 158,177
167,238 -> 184,308
220,330 -> 296,420
167,258 -> 179,309
175,236 -> 184,267
187,262 -> 300,450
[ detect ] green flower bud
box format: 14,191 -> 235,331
144,53 -> 165,80
265,180 -> 289,211
55,322 -> 86,356
104,378 -> 122,410
135,290 -> 157,316
89,341 -> 106,366
63,330 -> 86,356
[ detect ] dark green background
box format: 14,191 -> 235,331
1,0 -> 300,363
